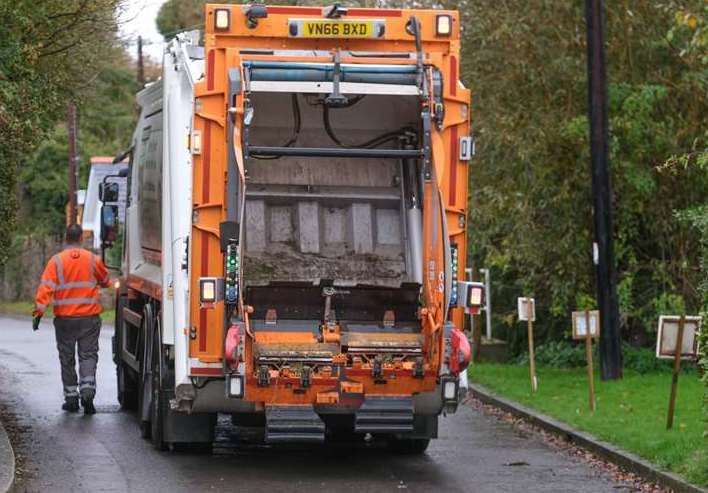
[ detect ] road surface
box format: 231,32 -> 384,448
0,316 -> 625,492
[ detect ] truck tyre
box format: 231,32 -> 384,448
387,437 -> 430,455
117,360 -> 138,411
150,325 -> 167,450
115,295 -> 138,410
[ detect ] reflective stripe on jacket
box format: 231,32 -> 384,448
34,246 -> 110,317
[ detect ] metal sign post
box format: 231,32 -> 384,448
655,314 -> 701,430
518,297 -> 537,393
480,268 -> 492,340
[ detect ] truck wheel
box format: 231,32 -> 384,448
115,295 -> 138,410
150,327 -> 166,451
117,360 -> 138,410
387,437 -> 430,455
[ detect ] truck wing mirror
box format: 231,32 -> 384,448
100,182 -> 120,203
118,167 -> 130,178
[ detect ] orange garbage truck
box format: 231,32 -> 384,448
103,3 -> 481,451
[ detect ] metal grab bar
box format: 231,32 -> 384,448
247,146 -> 423,159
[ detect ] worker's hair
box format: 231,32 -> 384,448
65,224 -> 83,244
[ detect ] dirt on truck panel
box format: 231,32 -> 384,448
112,3 -> 478,450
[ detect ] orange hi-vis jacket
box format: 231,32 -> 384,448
34,246 -> 111,318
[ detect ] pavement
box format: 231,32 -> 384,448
470,383 -> 707,493
0,419 -> 13,493
0,315 -> 630,492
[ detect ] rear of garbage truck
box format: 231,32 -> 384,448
113,4 -> 481,451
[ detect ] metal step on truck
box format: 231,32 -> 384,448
101,3 -> 483,452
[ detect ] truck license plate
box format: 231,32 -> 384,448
289,19 -> 384,38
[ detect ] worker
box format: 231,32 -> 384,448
32,224 -> 111,415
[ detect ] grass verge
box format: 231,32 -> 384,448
469,362 -> 707,487
0,300 -> 115,323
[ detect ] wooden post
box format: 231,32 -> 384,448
527,298 -> 537,393
584,310 -> 596,412
66,102 -> 78,225
666,314 -> 685,430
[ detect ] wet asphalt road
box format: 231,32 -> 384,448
0,316 -> 624,492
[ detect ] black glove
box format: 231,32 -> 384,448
32,316 -> 41,331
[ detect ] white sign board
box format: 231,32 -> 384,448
572,310 -> 600,340
517,297 -> 535,322
656,316 -> 701,360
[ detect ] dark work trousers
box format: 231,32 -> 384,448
54,315 -> 101,400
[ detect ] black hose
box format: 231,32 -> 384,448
251,94 -> 302,160
282,93 -> 301,147
323,103 -> 414,149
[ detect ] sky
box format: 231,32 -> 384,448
118,0 -> 169,62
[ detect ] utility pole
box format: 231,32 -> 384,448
137,35 -> 145,86
66,101 -> 78,226
585,0 -> 622,380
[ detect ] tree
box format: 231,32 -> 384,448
17,51 -> 138,237
156,0 -> 207,38
446,0 -> 707,348
0,0 -> 124,265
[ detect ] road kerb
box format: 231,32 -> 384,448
469,382 -> 706,493
0,420 -> 15,493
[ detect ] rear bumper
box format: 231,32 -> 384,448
179,379 -> 449,417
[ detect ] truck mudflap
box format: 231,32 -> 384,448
354,396 -> 414,434
265,404 -> 325,444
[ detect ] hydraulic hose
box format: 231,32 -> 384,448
322,103 -> 414,149
251,94 -> 302,160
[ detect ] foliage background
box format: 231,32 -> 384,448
0,0 -> 139,298
450,0 -> 708,353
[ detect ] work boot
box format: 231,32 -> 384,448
81,395 -> 96,415
62,397 -> 79,413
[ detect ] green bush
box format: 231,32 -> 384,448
515,340 -> 587,368
514,341 -> 679,374
622,344 -> 674,374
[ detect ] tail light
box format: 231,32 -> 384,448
225,323 -> 244,399
224,323 -> 241,367
449,328 -> 471,375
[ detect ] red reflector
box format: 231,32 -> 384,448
348,8 -> 402,17
207,50 -> 215,91
449,55 -> 457,96
190,367 -> 222,376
